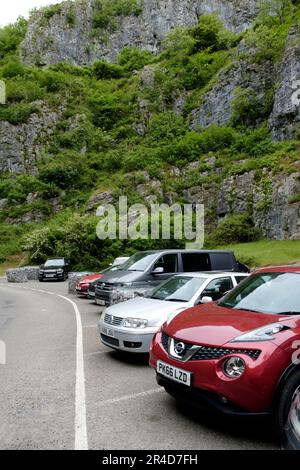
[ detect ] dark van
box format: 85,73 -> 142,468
95,250 -> 248,306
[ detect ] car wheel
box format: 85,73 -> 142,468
276,369 -> 300,440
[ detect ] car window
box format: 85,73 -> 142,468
181,253 -> 211,272
219,272 -> 300,314
201,277 -> 234,301
44,259 -> 65,267
235,275 -> 247,284
119,253 -> 158,272
210,253 -> 233,270
154,254 -> 178,273
151,276 -> 206,302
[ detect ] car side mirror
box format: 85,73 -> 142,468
200,296 -> 213,304
152,267 -> 164,275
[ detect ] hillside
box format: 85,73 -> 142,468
0,0 -> 300,271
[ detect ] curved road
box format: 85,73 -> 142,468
0,280 -> 278,450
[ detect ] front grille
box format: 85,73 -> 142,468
101,334 -> 120,347
97,282 -> 114,291
191,346 -> 261,361
104,313 -> 123,326
161,332 -> 261,361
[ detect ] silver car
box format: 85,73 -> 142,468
98,272 -> 249,353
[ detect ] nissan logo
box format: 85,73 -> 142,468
174,342 -> 186,356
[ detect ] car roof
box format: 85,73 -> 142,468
255,266 -> 300,274
132,250 -> 234,255
173,272 -> 249,279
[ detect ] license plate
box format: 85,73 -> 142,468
46,274 -> 55,278
101,327 -> 115,338
97,299 -> 106,306
157,360 -> 191,387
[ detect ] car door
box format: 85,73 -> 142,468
147,254 -> 179,286
200,277 -> 234,302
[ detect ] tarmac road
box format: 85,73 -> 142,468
0,280 -> 278,450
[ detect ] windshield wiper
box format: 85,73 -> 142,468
233,308 -> 263,314
277,311 -> 300,316
166,299 -> 187,303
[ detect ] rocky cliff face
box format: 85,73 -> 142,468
0,103 -> 62,174
21,0 -> 259,66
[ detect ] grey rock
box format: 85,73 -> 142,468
269,26 -> 300,140
184,185 -> 216,210
21,0 -> 259,67
23,266 -> 40,281
6,269 -> 28,283
0,199 -> 8,210
87,191 -> 114,211
191,60 -> 275,129
0,103 -> 62,175
217,171 -> 256,216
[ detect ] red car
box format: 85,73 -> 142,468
76,273 -> 104,297
150,266 -> 300,441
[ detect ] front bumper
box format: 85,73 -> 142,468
156,374 -> 270,417
98,321 -> 158,353
150,331 -> 291,413
39,272 -> 65,281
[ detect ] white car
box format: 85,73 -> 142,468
98,272 -> 249,353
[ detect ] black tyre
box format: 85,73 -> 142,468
275,369 -> 300,439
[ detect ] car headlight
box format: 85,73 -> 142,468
100,309 -> 106,320
57,269 -> 64,274
122,318 -> 148,328
231,323 -> 288,342
223,357 -> 246,378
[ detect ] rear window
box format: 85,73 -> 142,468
181,253 -> 211,272
210,253 -> 233,271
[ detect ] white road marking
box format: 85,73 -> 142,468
97,388 -> 163,407
2,284 -> 89,449
58,295 -> 88,451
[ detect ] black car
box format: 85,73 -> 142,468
95,250 -> 248,307
39,258 -> 70,282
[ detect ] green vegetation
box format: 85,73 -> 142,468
217,240 -> 300,268
1,2 -> 300,271
93,0 -> 142,32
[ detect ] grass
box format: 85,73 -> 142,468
218,240 -> 300,268
0,254 -> 28,276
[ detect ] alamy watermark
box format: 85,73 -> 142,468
96,197 -> 204,249
0,80 -> 6,105
0,341 -> 6,365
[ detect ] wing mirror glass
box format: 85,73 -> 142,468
200,296 -> 213,304
152,267 -> 164,275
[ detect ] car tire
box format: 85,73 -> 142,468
275,369 -> 300,439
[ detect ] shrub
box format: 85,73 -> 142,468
93,0 -> 142,31
93,60 -> 123,79
182,50 -> 229,90
214,214 -> 260,244
189,15 -> 240,53
42,4 -> 63,21
148,112 -> 187,142
1,61 -> 26,78
118,47 -> 154,71
0,18 -> 28,60
0,103 -> 39,124
39,160 -> 84,190
231,87 -> 268,127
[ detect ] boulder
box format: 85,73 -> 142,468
6,269 -> 28,283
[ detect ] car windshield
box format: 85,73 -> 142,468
44,259 -> 64,267
219,272 -> 300,315
151,276 -> 206,302
118,253 -> 158,272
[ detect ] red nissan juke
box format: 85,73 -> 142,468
149,266 -> 300,445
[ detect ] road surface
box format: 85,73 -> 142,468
0,280 -> 277,450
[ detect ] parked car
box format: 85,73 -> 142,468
95,250 -> 249,307
283,383 -> 300,449
149,266 -> 300,439
76,273 -> 104,297
76,257 -> 129,297
39,258 -> 70,282
98,272 -> 248,353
